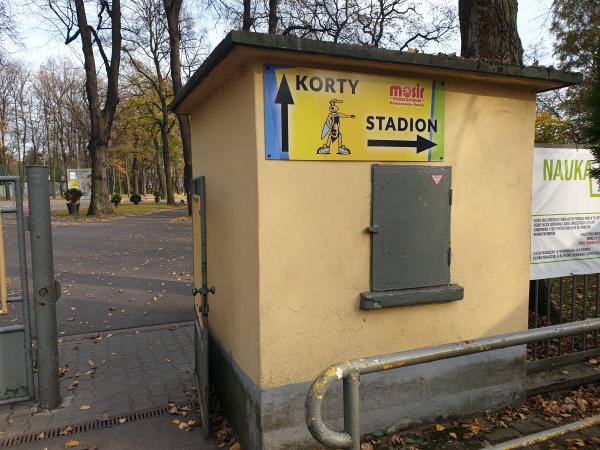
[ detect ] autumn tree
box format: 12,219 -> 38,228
124,0 -> 176,204
207,0 -> 457,51
586,49 -> 600,180
535,111 -> 571,144
549,0 -> 600,142
458,0 -> 523,65
48,0 -> 122,215
0,56 -> 12,177
163,0 -> 193,212
110,91 -> 168,196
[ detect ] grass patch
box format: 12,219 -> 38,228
52,202 -> 185,221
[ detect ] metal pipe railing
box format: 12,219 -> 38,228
27,166 -> 60,409
0,208 -> 7,315
305,318 -> 600,450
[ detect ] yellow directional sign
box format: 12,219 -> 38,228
263,65 -> 445,162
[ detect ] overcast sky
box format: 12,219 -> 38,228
6,0 -> 557,69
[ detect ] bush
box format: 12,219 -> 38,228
63,188 -> 83,204
152,190 -> 162,198
129,193 -> 142,204
111,193 -> 122,206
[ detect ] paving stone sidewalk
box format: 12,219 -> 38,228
0,321 -> 198,441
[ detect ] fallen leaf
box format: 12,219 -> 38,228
230,443 -> 241,450
435,424 -> 445,432
118,418 -> 127,424
391,434 -> 404,445
59,426 -> 74,435
64,440 -> 80,448
79,405 -> 91,410
449,432 -> 457,439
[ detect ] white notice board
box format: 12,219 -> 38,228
530,146 -> 600,279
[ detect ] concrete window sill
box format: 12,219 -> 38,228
360,284 -> 464,309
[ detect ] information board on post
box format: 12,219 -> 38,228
530,146 -> 600,280
263,65 -> 445,161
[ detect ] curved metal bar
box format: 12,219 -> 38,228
305,318 -> 600,448
305,364 -> 355,448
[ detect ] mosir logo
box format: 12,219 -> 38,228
389,83 -> 425,106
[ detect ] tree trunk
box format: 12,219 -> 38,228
139,159 -> 146,194
164,0 -> 193,213
153,134 -> 167,197
125,157 -> 130,194
459,0 -> 523,65
132,155 -> 139,194
268,0 -> 278,33
242,0 -> 252,31
173,167 -> 180,194
74,0 -> 121,216
89,141 -> 113,213
161,108 -> 175,204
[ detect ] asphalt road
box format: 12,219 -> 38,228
2,208 -> 193,335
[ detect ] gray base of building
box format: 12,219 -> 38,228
210,336 -> 527,450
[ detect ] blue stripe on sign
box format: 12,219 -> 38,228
263,65 -> 291,160
428,80 -> 436,161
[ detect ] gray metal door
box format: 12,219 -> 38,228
0,176 -> 35,405
191,176 -> 214,437
371,165 -> 452,291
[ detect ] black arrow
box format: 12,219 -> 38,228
368,135 -> 437,153
274,75 -> 294,153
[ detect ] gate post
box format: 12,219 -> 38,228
27,165 -> 60,409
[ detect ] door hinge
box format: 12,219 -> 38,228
449,189 -> 453,205
447,247 -> 452,265
192,286 -> 216,296
366,225 -> 379,234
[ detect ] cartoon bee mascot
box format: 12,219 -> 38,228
317,99 -> 355,155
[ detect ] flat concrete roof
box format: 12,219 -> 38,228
172,31 -> 581,113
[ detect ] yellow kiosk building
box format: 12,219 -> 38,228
172,32 -> 579,449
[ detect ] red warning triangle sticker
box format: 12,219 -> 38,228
431,174 -> 444,185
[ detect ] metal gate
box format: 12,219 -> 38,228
191,176 -> 214,436
528,275 -> 600,369
0,176 -> 35,405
